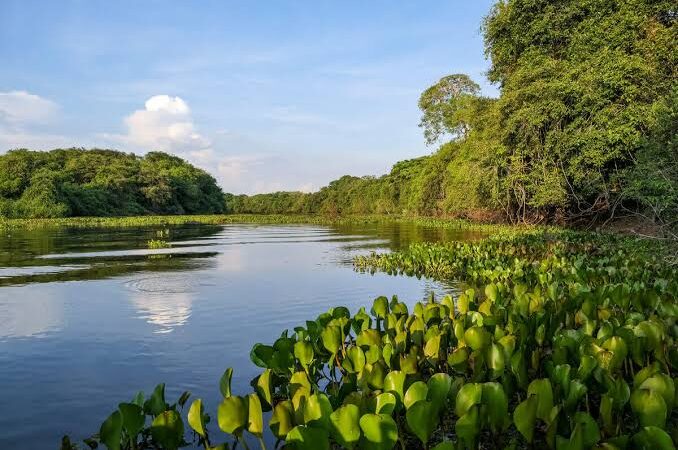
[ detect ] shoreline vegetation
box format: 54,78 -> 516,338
0,213 -> 533,233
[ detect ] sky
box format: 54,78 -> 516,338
0,0 -> 497,194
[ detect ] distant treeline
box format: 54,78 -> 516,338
224,145 -> 492,218
228,0 -> 677,229
0,149 -> 225,218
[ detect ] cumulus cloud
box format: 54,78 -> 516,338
104,95 -> 324,194
106,95 -> 281,193
120,95 -> 211,153
0,91 -> 71,151
0,90 -> 58,124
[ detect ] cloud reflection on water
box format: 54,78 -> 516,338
0,289 -> 63,339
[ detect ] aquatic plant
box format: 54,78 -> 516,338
147,239 -> 171,249
0,213 -> 520,233
66,285 -> 677,448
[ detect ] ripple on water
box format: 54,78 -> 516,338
124,274 -> 217,333
124,273 -> 213,294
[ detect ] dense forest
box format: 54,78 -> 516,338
228,0 -> 677,231
0,149 -> 226,217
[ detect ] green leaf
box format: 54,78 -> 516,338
294,341 -> 314,370
485,283 -> 499,302
631,388 -> 667,428
132,391 -> 144,407
219,367 -> 233,398
322,325 -> 343,355
150,410 -> 184,450
455,405 -> 479,449
564,379 -> 588,412
570,412 -> 601,449
144,383 -> 167,417
371,296 -> 389,319
302,393 -> 333,430
639,374 -> 675,410
344,346 -> 366,373
187,399 -> 206,438
406,400 -> 439,446
481,382 -> 508,432
247,393 -> 264,437
430,442 -> 455,450
448,347 -> 469,370
455,383 -> 482,417
375,392 -> 397,415
99,410 -> 122,450
329,404 -> 361,449
631,426 -> 676,450
287,425 -> 330,450
217,395 -> 248,435
464,326 -> 490,351
269,400 -> 294,439
577,355 -> 597,380
365,345 -> 381,365
486,343 -> 505,378
384,370 -> 406,406
366,361 -> 387,390
359,414 -> 398,450
513,396 -> 537,443
250,343 -> 274,368
424,334 -> 442,361
427,373 -> 452,411
255,369 -> 273,410
404,381 -> 428,410
357,329 -> 383,348
118,403 -> 144,440
527,378 -> 553,421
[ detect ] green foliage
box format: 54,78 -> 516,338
0,149 -> 226,218
622,87 -> 678,235
417,74 -> 481,145
482,0 -> 677,220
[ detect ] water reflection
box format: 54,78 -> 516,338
0,288 -> 63,339
129,291 -> 193,334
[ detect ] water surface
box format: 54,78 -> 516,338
0,221 -> 480,447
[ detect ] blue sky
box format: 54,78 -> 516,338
0,0 -> 497,194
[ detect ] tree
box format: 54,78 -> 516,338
483,0 -> 677,222
418,74 -> 481,145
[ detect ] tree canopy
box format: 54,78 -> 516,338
0,149 -> 226,218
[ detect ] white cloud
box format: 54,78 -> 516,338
0,91 -> 71,151
108,95 -> 287,193
120,95 -> 211,153
0,91 -> 58,124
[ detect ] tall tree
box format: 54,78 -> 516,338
418,74 -> 482,145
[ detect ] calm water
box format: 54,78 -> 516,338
0,221 -> 481,448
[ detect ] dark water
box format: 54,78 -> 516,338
0,222 -> 481,448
